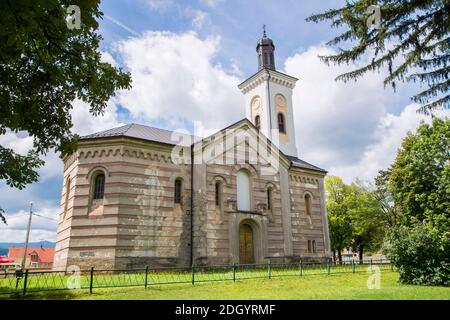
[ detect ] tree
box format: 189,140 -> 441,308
0,1 -> 132,222
0,208 -> 6,225
383,118 -> 450,285
326,176 -> 386,263
373,169 -> 399,227
347,182 -> 386,261
384,223 -> 449,286
388,118 -> 449,230
307,0 -> 449,114
325,176 -> 353,263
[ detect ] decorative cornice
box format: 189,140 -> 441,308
238,69 -> 298,94
77,146 -> 174,164
289,174 -> 320,185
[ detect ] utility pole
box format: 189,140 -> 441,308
21,202 -> 33,270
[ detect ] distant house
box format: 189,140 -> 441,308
8,247 -> 55,269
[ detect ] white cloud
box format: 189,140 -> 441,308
70,99 -> 124,136
145,0 -> 174,11
284,45 -> 444,183
101,51 -> 118,66
191,10 -> 209,30
329,104 -> 433,182
0,205 -> 58,242
200,0 -> 224,8
113,31 -> 244,131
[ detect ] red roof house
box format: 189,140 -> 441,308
7,247 -> 55,269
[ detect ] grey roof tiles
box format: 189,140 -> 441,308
81,122 -> 326,173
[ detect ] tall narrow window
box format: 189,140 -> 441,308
267,188 -> 272,211
305,193 -> 312,216
215,181 -> 221,207
307,240 -> 312,253
277,113 -> 286,134
93,174 -> 105,199
174,179 -> 182,204
255,115 -> 261,130
237,170 -> 251,211
312,240 -> 317,253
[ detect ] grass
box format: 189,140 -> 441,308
0,262 -> 386,295
2,271 -> 449,300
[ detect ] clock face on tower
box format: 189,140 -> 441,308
251,96 -> 261,110
275,94 -> 286,108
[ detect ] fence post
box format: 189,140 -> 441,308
369,259 -> 373,272
232,263 -> 236,282
268,260 -> 272,279
327,261 -> 331,275
144,265 -> 149,289
191,265 -> 195,285
89,267 -> 94,294
22,269 -> 29,295
352,260 -> 355,273
300,260 -> 303,276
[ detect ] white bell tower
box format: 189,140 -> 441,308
238,29 -> 299,157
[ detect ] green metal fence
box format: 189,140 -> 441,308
0,259 -> 393,296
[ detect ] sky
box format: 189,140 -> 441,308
0,0 -> 446,243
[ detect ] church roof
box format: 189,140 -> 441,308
286,155 -> 326,173
81,123 -> 200,147
81,121 -> 326,173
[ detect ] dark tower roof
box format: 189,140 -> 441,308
256,26 -> 275,70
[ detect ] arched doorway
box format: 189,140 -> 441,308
239,223 -> 254,264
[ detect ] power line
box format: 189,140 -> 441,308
32,212 -> 58,222
0,212 -> 57,222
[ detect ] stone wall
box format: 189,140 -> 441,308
289,169 -> 331,262
54,138 -> 192,270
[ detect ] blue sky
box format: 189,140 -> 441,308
0,0 -> 443,242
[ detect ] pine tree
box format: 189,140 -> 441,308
307,0 -> 449,114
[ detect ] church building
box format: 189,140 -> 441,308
53,32 -> 331,270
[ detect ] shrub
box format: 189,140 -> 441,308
384,224 -> 450,286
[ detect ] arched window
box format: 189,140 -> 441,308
255,115 -> 261,130
305,193 -> 312,216
308,239 -> 317,253
267,188 -> 272,211
215,181 -> 221,207
93,174 -> 105,199
237,170 -> 251,211
174,179 -> 182,204
277,113 -> 286,134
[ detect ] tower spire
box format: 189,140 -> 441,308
256,27 -> 275,70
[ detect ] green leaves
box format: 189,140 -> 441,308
381,118 -> 450,285
0,1 -> 132,201
306,0 -> 449,114
384,223 -> 450,286
325,176 -> 385,261
0,146 -> 44,189
388,118 -> 450,228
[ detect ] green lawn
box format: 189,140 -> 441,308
3,271 -> 449,300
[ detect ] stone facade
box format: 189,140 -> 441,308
53,33 -> 331,271
53,121 -> 331,271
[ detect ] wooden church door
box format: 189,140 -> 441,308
239,224 -> 254,264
